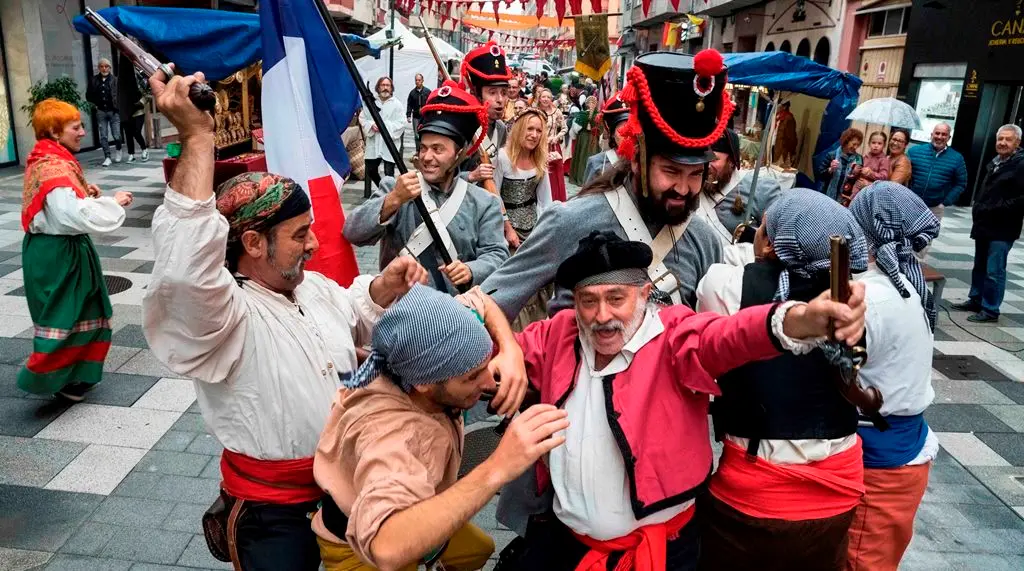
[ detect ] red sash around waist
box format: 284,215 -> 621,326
220,449 -> 322,504
710,438 -> 865,521
572,506 -> 695,571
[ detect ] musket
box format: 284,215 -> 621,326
83,8 -> 216,113
822,235 -> 885,421
310,0 -> 468,292
417,15 -> 500,198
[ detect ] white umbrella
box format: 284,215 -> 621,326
846,97 -> 921,130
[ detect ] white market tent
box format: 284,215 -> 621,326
356,19 -> 464,114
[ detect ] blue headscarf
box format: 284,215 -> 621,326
764,189 -> 869,300
849,181 -> 940,330
342,285 -> 493,391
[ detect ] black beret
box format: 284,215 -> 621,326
554,231 -> 653,290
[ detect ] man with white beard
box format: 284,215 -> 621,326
468,230 -> 867,570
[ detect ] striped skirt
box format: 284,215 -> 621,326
17,233 -> 112,394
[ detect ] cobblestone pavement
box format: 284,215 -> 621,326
0,140 -> 1023,570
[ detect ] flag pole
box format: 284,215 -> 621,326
311,0 -> 460,275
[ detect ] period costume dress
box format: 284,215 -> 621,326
313,285 -> 495,571
542,106 -> 568,202
18,139 -> 125,395
346,81 -> 508,294
846,182 -> 940,570
569,107 -> 600,185
143,173 -> 386,570
696,190 -> 870,570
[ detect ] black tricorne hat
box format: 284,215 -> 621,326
417,80 -> 488,156
460,41 -> 512,92
601,93 -> 630,134
555,231 -> 653,291
618,49 -> 734,166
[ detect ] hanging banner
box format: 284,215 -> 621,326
575,14 -> 610,80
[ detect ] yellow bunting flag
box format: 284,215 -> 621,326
575,14 -> 611,81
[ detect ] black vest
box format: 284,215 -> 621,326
712,261 -> 858,451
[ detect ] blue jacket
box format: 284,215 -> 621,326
906,143 -> 968,207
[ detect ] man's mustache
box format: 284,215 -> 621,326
591,320 -> 626,335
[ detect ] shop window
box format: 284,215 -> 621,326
814,37 -> 830,65
779,40 -> 791,53
765,41 -> 775,52
868,7 -> 910,38
910,62 -> 967,143
796,38 -> 811,58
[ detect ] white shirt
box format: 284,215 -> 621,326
696,263 -> 858,464
493,148 -> 553,213
30,187 -> 125,235
142,188 -> 385,460
856,266 -> 938,465
549,307 -> 691,540
360,97 -> 406,161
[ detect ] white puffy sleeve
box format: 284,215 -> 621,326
142,187 -> 248,384
696,263 -> 745,316
29,187 -> 126,235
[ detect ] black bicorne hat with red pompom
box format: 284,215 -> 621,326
417,80 -> 489,157
460,41 -> 512,91
618,49 -> 735,165
600,93 -> 630,134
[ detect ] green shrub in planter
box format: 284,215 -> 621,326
21,76 -> 94,124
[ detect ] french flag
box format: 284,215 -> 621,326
260,0 -> 360,286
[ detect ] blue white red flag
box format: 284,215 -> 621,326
260,0 -> 360,286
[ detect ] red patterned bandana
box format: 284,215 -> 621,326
215,172 -> 311,245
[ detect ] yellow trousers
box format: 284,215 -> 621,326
317,523 -> 495,571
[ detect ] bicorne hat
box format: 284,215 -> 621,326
417,80 -> 488,157
460,41 -> 512,92
618,49 -> 734,166
555,231 -> 653,291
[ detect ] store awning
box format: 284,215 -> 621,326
73,6 -> 379,82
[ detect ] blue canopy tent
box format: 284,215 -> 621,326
72,6 -> 380,82
723,51 -> 862,188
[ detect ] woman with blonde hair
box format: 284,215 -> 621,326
494,107 -> 552,250
18,99 -> 133,401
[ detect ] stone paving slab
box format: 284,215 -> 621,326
0,145 -> 1022,569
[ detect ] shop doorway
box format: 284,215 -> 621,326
968,83 -> 1024,202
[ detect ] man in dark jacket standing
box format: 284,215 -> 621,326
952,124 -> 1024,323
85,58 -> 122,167
406,73 -> 429,148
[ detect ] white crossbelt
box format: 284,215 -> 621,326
697,190 -> 735,245
605,186 -> 690,304
401,175 -> 467,262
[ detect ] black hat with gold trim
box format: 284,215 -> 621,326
460,41 -> 512,93
618,49 -> 734,168
418,80 -> 489,157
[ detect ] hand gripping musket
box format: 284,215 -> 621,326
820,235 -> 889,429
480,383 -> 542,435
417,16 -> 500,198
83,8 -> 216,113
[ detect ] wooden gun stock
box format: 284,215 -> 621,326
828,235 -> 883,415
84,7 -> 216,113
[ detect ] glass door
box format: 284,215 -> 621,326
0,14 -> 17,165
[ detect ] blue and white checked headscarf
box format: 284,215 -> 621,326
764,189 -> 868,300
342,284 -> 493,392
849,181 -> 940,330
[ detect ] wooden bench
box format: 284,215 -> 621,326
923,264 -> 946,303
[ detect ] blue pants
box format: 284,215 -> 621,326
969,239 -> 1014,317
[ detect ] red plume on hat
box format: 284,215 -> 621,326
617,48 -> 734,162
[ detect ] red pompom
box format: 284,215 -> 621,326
694,49 -> 725,78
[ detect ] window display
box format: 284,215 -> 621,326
912,79 -> 963,143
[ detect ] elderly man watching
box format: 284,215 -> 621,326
951,124 -> 1024,323
85,57 -> 122,167
905,122 -> 968,258
142,67 -> 434,570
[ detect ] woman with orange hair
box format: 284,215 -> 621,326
18,98 -> 133,401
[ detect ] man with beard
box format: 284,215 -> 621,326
345,81 -> 509,294
141,68 -> 463,570
582,94 -> 628,184
312,284 -> 565,571
471,231 -> 866,571
480,50 -> 732,321
695,129 -> 782,265
460,41 -> 511,185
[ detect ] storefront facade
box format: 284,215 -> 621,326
899,0 -> 1024,203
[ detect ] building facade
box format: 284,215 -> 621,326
899,0 -> 1024,203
